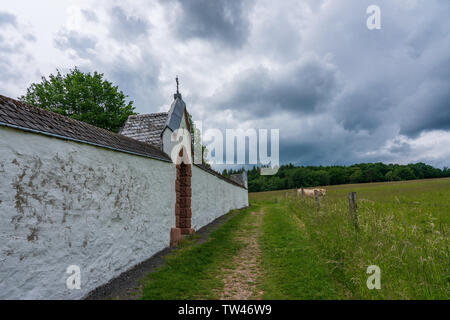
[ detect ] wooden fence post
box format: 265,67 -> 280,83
348,192 -> 359,232
314,190 -> 320,210
301,187 -> 305,200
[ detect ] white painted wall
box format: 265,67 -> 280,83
0,126 -> 248,300
0,127 -> 176,300
162,112 -> 191,162
191,166 -> 249,230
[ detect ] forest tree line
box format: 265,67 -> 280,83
222,163 -> 450,193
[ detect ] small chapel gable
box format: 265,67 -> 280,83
120,77 -> 192,161
160,89 -> 192,160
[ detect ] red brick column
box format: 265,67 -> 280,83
170,162 -> 194,247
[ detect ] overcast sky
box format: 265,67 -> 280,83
1,0 -> 449,168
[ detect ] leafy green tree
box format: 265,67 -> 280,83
329,167 -> 347,185
385,170 -> 400,181
393,167 -> 416,180
312,170 -> 330,186
349,168 -> 364,183
20,68 -> 135,132
186,112 -> 210,168
243,162 -> 446,193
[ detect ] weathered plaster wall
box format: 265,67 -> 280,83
191,166 -> 249,230
162,112 -> 191,161
0,126 -> 248,300
0,127 -> 176,300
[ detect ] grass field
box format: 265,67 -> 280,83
140,178 -> 449,300
253,178 -> 449,299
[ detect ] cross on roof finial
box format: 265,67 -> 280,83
176,76 -> 179,95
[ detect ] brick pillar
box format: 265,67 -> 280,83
176,163 -> 193,235
171,159 -> 194,247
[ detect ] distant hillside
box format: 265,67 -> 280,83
222,163 -> 450,193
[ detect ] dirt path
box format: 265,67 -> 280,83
84,210 -> 242,300
217,210 -> 264,300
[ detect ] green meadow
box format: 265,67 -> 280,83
252,178 -> 449,299
140,178 -> 449,300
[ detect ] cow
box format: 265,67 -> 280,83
297,188 -> 327,197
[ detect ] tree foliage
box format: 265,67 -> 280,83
186,112 -> 210,168
20,68 -> 135,132
221,162 -> 450,193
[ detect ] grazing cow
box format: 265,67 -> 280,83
297,188 -> 327,197
316,188 -> 327,196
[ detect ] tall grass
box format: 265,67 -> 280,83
253,178 -> 450,299
259,202 -> 349,299
140,206 -> 256,300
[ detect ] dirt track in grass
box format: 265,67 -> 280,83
217,210 -> 264,300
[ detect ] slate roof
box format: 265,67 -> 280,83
230,171 -> 248,189
119,93 -> 188,148
0,94 -> 171,162
119,112 -> 169,147
195,164 -> 247,189
0,93 -> 247,190
166,94 -> 187,132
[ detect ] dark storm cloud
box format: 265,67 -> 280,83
0,11 -> 17,28
107,58 -> 163,113
109,6 -> 150,42
388,140 -> 411,155
399,81 -> 450,137
6,0 -> 449,168
215,56 -> 340,119
289,0 -> 450,143
279,140 -> 335,166
172,0 -> 251,47
54,30 -> 97,59
332,84 -> 397,133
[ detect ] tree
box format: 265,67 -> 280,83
312,170 -> 330,186
329,167 -> 347,185
385,170 -> 400,181
186,112 -> 210,168
349,168 -> 364,183
20,68 -> 135,132
393,167 -> 416,180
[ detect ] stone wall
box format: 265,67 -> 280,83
191,165 -> 249,230
0,127 -> 176,299
0,126 -> 248,299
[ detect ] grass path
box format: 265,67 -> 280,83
133,179 -> 450,300
139,206 -> 257,300
258,201 -> 349,299
217,210 -> 264,300
138,202 -> 352,300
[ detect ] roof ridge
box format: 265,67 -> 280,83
129,112 -> 169,118
0,94 -> 130,137
0,94 -> 171,162
194,164 -> 247,189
